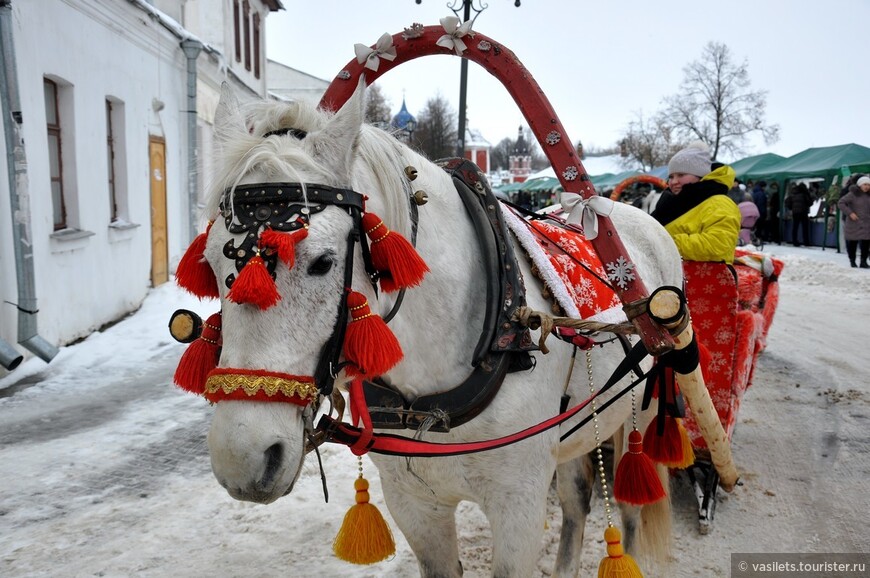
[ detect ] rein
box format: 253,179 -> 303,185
314,325 -> 700,458
317,338 -> 652,456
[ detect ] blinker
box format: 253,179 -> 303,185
169,309 -> 202,343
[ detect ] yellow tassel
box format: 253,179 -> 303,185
674,418 -> 695,469
333,476 -> 396,564
598,526 -> 644,577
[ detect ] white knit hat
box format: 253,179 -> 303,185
668,141 -> 711,178
857,176 -> 870,187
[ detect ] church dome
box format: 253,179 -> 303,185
391,98 -> 417,131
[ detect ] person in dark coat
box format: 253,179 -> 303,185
785,182 -> 812,246
766,182 -> 781,243
838,176 -> 870,267
751,181 -> 768,239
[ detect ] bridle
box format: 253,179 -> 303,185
216,181 -> 376,399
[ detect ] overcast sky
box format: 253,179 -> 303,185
266,0 -> 869,162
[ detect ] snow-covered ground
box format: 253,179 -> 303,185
1,243 -> 868,577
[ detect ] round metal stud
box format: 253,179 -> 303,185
255,206 -> 271,220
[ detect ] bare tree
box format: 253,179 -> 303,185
662,41 -> 779,159
414,93 -> 457,160
519,126 -> 549,171
364,83 -> 392,129
490,129 -> 548,173
490,137 -> 514,172
619,110 -> 687,171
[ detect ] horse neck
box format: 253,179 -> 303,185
354,139 -> 485,398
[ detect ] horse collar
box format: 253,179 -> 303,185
361,158 -> 537,432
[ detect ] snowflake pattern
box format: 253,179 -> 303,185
525,218 -> 622,320
402,23 -> 425,40
605,256 -> 636,290
338,70 -> 352,80
562,166 -> 579,181
681,260 -> 774,448
477,40 -> 492,52
545,130 -> 561,146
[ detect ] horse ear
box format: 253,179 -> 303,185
214,82 -> 246,144
310,78 -> 366,177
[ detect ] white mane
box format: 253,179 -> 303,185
203,94 -> 417,239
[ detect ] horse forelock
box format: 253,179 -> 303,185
203,99 -> 419,243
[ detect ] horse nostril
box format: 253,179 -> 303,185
260,443 -> 284,489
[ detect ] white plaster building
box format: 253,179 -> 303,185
464,126 -> 491,174
266,59 -> 329,105
0,0 -> 281,373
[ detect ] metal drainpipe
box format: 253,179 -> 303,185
180,39 -> 202,243
0,0 -> 58,366
0,338 -> 22,370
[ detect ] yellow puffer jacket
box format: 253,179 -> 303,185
664,167 -> 741,263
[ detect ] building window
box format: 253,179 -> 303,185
45,78 -> 66,230
253,12 -> 261,79
106,100 -> 117,221
243,0 -> 251,71
233,0 -> 240,63
105,97 -> 128,223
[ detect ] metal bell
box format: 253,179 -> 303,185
412,190 -> 428,206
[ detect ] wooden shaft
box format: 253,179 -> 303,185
648,290 -> 739,492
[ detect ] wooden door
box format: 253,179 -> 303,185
149,137 -> 168,286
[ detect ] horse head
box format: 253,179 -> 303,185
192,82 -> 378,503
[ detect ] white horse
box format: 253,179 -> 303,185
198,83 -> 683,577
642,189 -> 663,214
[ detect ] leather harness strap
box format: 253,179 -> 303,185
359,158 -> 535,433
318,339 -> 652,456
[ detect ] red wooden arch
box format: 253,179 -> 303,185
611,174 -> 669,204
319,25 -> 672,353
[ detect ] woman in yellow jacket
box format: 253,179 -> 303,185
651,142 -> 741,264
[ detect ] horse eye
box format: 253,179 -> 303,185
307,254 -> 334,276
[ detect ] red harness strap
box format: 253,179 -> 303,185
348,379 -> 374,455
319,374 -> 639,457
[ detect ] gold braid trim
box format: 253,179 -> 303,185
205,372 -> 318,403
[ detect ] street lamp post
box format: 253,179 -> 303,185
405,118 -> 417,145
415,0 -> 521,157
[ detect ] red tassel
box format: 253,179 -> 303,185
227,254 -> 280,310
260,227 -> 308,268
643,416 -> 694,468
176,223 -> 219,299
343,291 -> 402,378
173,312 -> 221,394
613,429 -> 666,506
362,212 -> 429,292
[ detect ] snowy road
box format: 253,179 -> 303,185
1,244 -> 868,577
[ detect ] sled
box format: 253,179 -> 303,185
681,248 -> 784,532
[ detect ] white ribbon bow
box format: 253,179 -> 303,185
559,193 -> 614,240
436,16 -> 473,56
354,33 -> 397,72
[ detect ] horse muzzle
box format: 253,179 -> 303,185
207,400 -> 307,504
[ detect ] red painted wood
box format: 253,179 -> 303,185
319,26 -> 673,353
